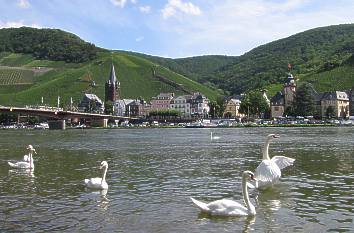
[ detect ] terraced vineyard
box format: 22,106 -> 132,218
0,68 -> 34,85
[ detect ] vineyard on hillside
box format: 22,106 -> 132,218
0,68 -> 34,85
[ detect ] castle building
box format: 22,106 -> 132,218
270,73 -> 296,118
105,64 -> 121,102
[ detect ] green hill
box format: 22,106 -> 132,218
143,24 -> 354,96
0,27 -> 99,63
0,51 -> 220,107
2,24 -> 354,108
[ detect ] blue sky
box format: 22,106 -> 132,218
1,0 -> 354,58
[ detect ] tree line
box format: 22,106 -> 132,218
0,27 -> 100,63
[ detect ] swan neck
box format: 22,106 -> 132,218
263,139 -> 271,160
242,176 -> 254,213
29,153 -> 33,168
101,166 -> 108,183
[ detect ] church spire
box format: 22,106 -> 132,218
109,63 -> 117,84
105,63 -> 121,102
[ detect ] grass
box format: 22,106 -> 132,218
0,68 -> 34,85
0,51 -> 220,106
301,65 -> 354,92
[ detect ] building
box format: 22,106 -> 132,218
114,99 -> 135,116
190,92 -> 210,118
105,64 -> 121,103
77,94 -> 104,113
223,98 -> 244,118
170,95 -> 191,118
320,91 -> 349,118
270,73 -> 296,118
270,70 -> 350,119
151,93 -> 174,110
126,99 -> 150,117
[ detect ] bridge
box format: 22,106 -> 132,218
0,106 -> 139,129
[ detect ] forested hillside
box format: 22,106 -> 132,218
0,27 -> 100,63
2,24 -> 354,107
142,24 -> 354,96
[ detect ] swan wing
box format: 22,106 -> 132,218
85,177 -> 103,188
8,161 -> 31,169
271,156 -> 295,170
207,199 -> 248,216
23,154 -> 30,162
255,160 -> 281,183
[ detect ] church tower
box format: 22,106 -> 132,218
105,64 -> 121,102
283,72 -> 296,109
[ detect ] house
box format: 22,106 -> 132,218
320,91 -> 349,118
190,92 -> 210,118
126,99 -> 150,117
77,93 -> 104,113
151,93 -> 174,110
223,98 -> 244,118
114,99 -> 135,116
170,95 -> 191,118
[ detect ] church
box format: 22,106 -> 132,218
105,64 -> 121,102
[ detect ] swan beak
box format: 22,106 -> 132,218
250,174 -> 257,181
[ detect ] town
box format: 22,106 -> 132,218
2,63 -> 353,129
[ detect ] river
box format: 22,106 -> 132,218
0,127 -> 353,232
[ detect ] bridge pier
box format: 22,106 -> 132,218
48,120 -> 66,130
91,118 -> 108,128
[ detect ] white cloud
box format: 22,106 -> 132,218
0,20 -> 41,29
110,0 -> 127,8
139,5 -> 151,13
16,0 -> 30,9
156,0 -> 354,57
135,36 -> 144,42
162,0 -> 201,19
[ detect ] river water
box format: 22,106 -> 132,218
0,127 -> 353,232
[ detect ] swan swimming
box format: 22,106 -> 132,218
84,161 -> 109,190
254,134 -> 295,189
210,132 -> 220,140
190,171 -> 256,216
8,145 -> 36,169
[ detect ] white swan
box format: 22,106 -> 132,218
190,171 -> 256,216
210,132 -> 220,140
84,161 -> 109,190
8,145 -> 35,169
254,134 -> 295,188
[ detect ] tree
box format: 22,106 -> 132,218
325,106 -> 335,119
105,101 -> 114,115
208,101 -> 218,118
208,95 -> 226,118
294,82 -> 315,116
239,90 -> 270,119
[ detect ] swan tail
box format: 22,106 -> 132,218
190,197 -> 210,212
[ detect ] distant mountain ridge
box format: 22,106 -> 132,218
1,24 -> 354,107
141,24 -> 354,96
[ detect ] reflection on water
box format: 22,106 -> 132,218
1,127 -> 354,232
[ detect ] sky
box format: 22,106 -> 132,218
1,0 -> 354,58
